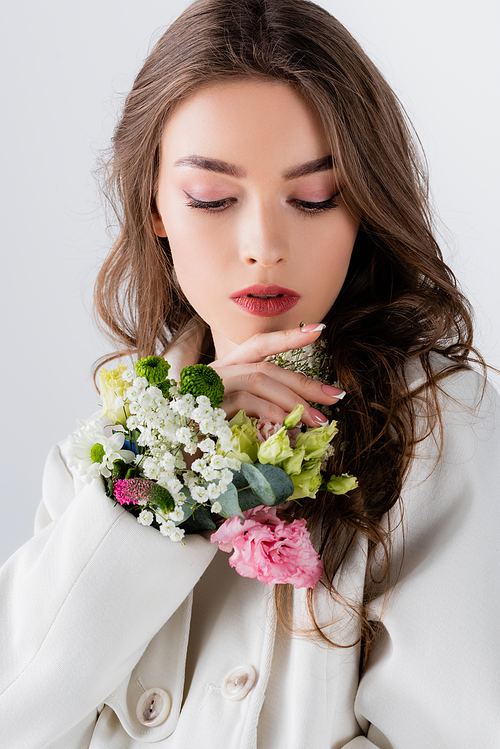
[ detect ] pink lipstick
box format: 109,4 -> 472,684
231,285 -> 300,317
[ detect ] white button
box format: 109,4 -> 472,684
136,688 -> 171,727
221,665 -> 257,701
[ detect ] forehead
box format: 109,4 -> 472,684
159,78 -> 330,173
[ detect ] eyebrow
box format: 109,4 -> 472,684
174,154 -> 333,180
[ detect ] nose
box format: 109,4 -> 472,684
239,201 -> 289,267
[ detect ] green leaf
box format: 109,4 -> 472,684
125,466 -> 140,479
173,489 -> 197,526
242,462 -> 295,505
217,482 -> 245,520
240,462 -> 276,505
112,459 -> 128,479
236,488 -> 265,512
179,505 -> 217,533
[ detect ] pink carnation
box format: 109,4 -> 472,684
211,505 -> 323,589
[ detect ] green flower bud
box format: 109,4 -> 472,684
326,474 -> 359,495
257,427 -> 294,466
179,364 -> 224,407
135,356 -> 171,384
283,404 -> 304,429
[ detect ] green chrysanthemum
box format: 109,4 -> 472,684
179,364 -> 224,407
135,356 -> 171,384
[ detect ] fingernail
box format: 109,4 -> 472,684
300,323 -> 325,333
310,409 -> 329,426
322,385 -> 346,400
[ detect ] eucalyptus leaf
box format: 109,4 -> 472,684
240,462 -> 276,505
231,470 -> 250,491
174,492 -> 197,526
180,505 -> 217,533
217,482 -> 245,520
253,463 -> 295,502
236,488 -> 265,512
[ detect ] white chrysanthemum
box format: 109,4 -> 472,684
138,510 -> 154,526
67,420 -> 135,483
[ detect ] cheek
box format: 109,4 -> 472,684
305,218 -> 358,307
166,221 -> 226,319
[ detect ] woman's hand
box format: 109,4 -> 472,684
210,323 -> 345,428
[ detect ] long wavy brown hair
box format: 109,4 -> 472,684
94,0 -> 483,671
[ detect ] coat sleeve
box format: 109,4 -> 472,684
0,440 -> 217,749
351,367 -> 500,748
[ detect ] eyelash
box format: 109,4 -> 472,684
184,192 -> 341,214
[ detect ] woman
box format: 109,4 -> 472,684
1,1 -> 499,746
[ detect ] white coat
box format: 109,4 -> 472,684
1,354 -> 499,749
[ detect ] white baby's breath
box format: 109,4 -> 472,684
72,359 -> 243,545
138,510 -> 154,526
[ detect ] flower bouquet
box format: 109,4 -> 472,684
68,353 -> 357,589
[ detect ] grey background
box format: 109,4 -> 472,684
1,0 -> 499,565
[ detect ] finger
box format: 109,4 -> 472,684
213,323 -> 326,367
219,368 -> 329,426
215,360 -> 345,408
221,391 -> 289,423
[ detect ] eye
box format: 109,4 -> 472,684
184,192 -> 236,213
290,191 -> 341,214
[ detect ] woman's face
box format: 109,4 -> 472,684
153,79 -> 359,359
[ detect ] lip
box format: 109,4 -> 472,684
231,284 -> 300,317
